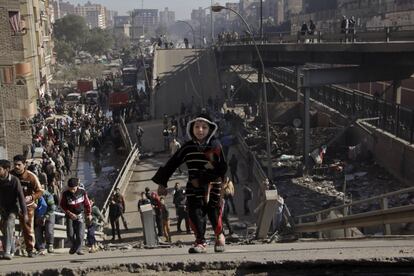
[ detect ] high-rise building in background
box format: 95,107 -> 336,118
75,1 -> 107,29
114,15 -> 131,37
191,7 -> 207,23
159,7 -> 175,27
52,0 -> 75,20
106,10 -> 118,28
225,2 -> 240,21
131,9 -> 158,41
0,0 -> 55,159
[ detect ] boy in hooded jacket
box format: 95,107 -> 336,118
152,114 -> 227,253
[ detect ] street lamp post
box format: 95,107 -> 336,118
210,0 -> 214,44
211,5 -> 273,181
177,20 -> 196,48
260,0 -> 263,39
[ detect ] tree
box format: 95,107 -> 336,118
54,40 -> 76,64
53,15 -> 88,50
113,31 -> 131,50
84,28 -> 114,56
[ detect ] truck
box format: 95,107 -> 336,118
77,79 -> 95,93
108,86 -> 134,110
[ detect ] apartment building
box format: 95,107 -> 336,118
0,0 -> 54,159
75,1 -> 106,29
131,9 -> 158,40
159,7 -> 175,27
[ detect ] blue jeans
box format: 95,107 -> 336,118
0,212 -> 16,255
34,214 -> 55,250
66,218 -> 85,252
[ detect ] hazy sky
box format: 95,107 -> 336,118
69,0 -> 229,20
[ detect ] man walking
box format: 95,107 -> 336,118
11,155 -> 43,258
60,178 -> 92,255
136,124 -> 144,149
0,159 -> 27,260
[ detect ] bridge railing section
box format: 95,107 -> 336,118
265,67 -> 414,144
101,143 -> 139,220
217,24 -> 414,44
294,186 -> 414,237
236,133 -> 268,201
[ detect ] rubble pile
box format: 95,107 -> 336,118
239,114 -> 408,219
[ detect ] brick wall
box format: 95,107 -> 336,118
0,7 -> 13,64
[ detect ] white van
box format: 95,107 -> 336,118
65,93 -> 81,105
85,90 -> 99,104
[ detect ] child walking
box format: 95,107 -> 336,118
152,114 -> 227,253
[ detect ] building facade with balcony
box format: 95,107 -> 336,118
0,0 -> 54,159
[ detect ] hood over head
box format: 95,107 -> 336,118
186,113 -> 218,144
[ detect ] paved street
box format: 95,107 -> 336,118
1,238 -> 414,274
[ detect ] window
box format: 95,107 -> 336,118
8,11 -> 26,35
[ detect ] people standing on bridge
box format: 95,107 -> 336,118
184,38 -> 189,49
60,177 -> 92,255
152,113 -> 227,253
137,191 -> 151,210
222,177 -> 235,236
229,154 -> 240,185
0,159 -> 27,260
87,198 -> 105,253
34,184 -> 56,255
170,138 -> 182,174
300,21 -> 308,36
113,188 -> 128,230
108,194 -> 123,241
173,185 -> 190,233
11,154 -> 44,258
136,124 -> 144,149
159,197 -> 171,243
149,191 -> 164,238
308,20 -> 316,43
223,177 -> 237,215
348,16 -> 356,41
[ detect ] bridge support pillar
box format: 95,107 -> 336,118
393,80 -> 401,105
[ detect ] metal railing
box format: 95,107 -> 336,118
295,186 -> 414,236
217,24 -> 414,45
265,67 -> 414,144
101,143 -> 139,220
236,133 -> 268,199
13,211 -> 105,249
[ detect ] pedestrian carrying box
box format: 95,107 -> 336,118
139,203 -> 158,247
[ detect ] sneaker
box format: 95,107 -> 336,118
214,234 -> 225,253
47,244 -> 54,254
76,250 -> 85,255
38,250 -> 46,256
188,243 -> 207,254
27,251 -> 35,258
3,253 -> 12,260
